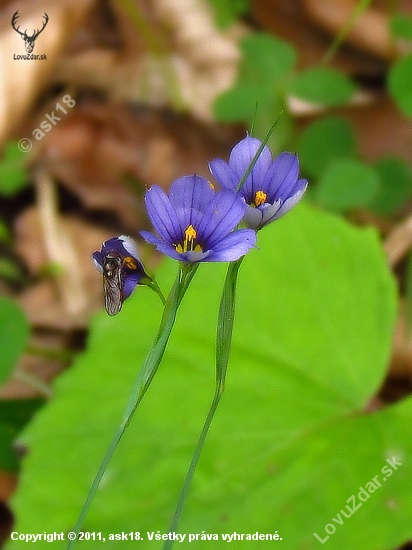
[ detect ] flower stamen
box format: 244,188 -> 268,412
123,256 -> 138,270
252,190 -> 267,208
175,224 -> 203,254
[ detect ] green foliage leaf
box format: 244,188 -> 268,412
315,159 -> 380,211
290,67 -> 357,107
390,14 -> 412,40
207,0 -> 249,28
214,32 -> 296,149
297,116 -> 357,178
0,399 -> 44,472
213,84 -> 274,122
0,258 -> 26,284
213,88 -> 291,152
0,142 -> 28,196
239,32 -> 297,85
9,204 -> 405,550
0,219 -> 11,243
388,54 -> 412,117
369,156 -> 412,215
0,297 -> 30,384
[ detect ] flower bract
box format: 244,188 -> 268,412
209,135 -> 308,230
140,174 -> 256,263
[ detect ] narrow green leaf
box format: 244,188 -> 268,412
323,0 -> 374,63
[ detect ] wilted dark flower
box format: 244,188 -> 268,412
92,235 -> 149,316
140,174 -> 256,263
209,135 -> 308,230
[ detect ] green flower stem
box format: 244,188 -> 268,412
163,258 -> 243,549
67,262 -> 198,550
144,276 -> 167,306
322,0 -> 374,64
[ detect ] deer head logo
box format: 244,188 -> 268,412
12,11 -> 49,53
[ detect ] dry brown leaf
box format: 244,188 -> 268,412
0,473 -> 16,502
51,0 -> 242,122
22,98 -> 241,230
251,0 -> 387,74
384,215 -> 412,267
0,0 -> 93,147
302,0 -> 412,61
14,206 -> 113,329
390,303 -> 412,378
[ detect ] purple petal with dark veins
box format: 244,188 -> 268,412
264,152 -> 300,202
144,185 -> 182,244
140,230 -> 182,261
264,152 -> 299,203
269,184 -> 307,222
169,175 -> 215,231
208,159 -> 239,190
197,189 -> 246,249
206,229 -> 256,261
228,136 -> 272,196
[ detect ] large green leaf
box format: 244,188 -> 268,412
9,204 -> 404,549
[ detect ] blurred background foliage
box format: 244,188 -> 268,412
0,0 -> 412,548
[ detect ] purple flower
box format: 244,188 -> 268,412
140,174 -> 256,263
209,136 -> 308,230
92,235 -> 149,315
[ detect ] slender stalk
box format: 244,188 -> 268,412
14,369 -> 53,398
322,0 -> 374,64
67,263 -> 198,550
163,259 -> 243,549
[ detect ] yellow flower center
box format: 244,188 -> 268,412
252,190 -> 267,207
175,224 -> 203,254
123,256 -> 137,269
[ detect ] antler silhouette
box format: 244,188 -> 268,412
32,13 -> 49,40
11,11 -> 25,37
11,11 -> 49,53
